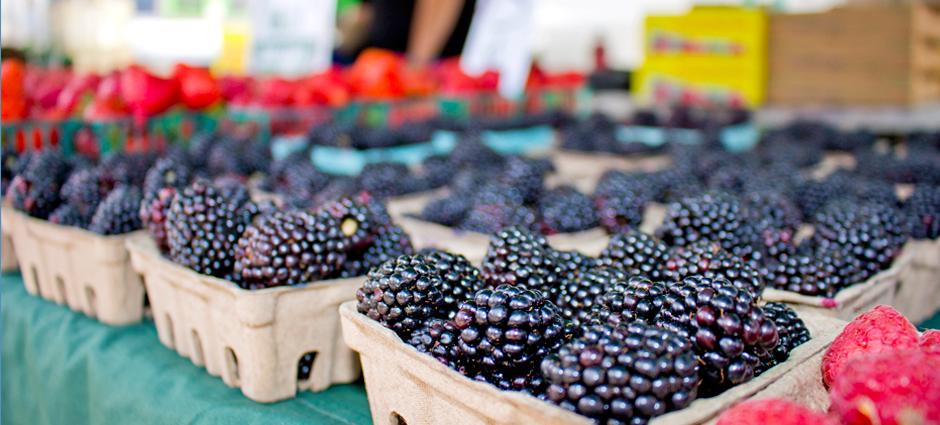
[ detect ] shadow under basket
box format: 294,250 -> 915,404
762,255 -> 909,321
2,203 -> 18,272
340,302 -> 846,425
893,238 -> 940,323
6,208 -> 145,325
126,235 -> 362,403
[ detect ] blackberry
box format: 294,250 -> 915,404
142,157 -> 191,200
594,193 -> 645,235
589,276 -> 669,326
471,181 -> 526,208
358,163 -> 409,199
541,321 -> 700,424
423,250 -> 484,317
754,228 -> 798,264
656,192 -> 759,257
656,276 -> 778,394
762,254 -> 837,297
166,180 -> 247,278
460,204 -> 537,235
811,201 -> 907,277
49,204 -> 88,228
89,186 -> 143,235
554,267 -> 627,327
339,225 -> 414,278
421,196 -> 471,227
0,146 -> 20,196
140,187 -> 176,253
904,186 -> 940,239
480,227 -> 568,294
99,152 -> 155,187
761,302 -> 809,365
499,156 -> 546,204
417,155 -> 453,189
406,317 -> 465,370
453,285 -> 569,392
212,176 -> 252,209
743,191 -> 801,233
355,255 -> 446,337
323,196 -> 374,250
795,177 -> 852,218
597,231 -> 669,280
539,186 -> 598,234
60,168 -> 107,220
234,210 -> 348,289
6,150 -> 70,218
665,242 -> 765,297
448,133 -> 503,170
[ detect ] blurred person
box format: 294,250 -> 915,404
337,0 -> 476,66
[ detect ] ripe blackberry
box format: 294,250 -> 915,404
448,133 -> 503,170
761,254 -> 837,297
480,227 -> 568,294
89,186 -> 143,235
665,242 -> 765,297
99,152 -> 156,187
166,180 -> 247,278
761,302 -> 809,364
422,250 -> 484,318
554,267 -> 627,327
358,163 -> 409,199
6,150 -> 70,219
754,228 -> 798,264
49,204 -> 88,228
471,181 -> 526,207
355,255 -> 446,337
453,285 -> 569,392
142,157 -> 191,200
339,225 -> 414,278
742,191 -> 801,233
212,176 -> 252,209
499,156 -> 546,205
656,192 -> 759,257
811,201 -> 907,277
795,177 -> 851,218
541,321 -> 700,424
904,186 -> 940,239
594,193 -> 645,235
589,276 -> 669,326
417,155 -> 452,189
234,210 -> 348,289
406,317 -> 465,370
656,276 -> 779,394
140,187 -> 176,253
60,168 -> 107,220
323,196 -> 374,250
421,196 -> 471,227
539,186 -> 598,234
597,231 -> 669,280
461,204 -> 537,235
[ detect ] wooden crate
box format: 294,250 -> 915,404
768,2 -> 940,105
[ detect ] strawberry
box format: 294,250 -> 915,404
717,399 -> 834,425
821,305 -> 919,388
829,348 -> 940,425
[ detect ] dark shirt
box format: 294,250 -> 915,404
363,0 -> 476,58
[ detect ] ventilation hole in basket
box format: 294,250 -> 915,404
85,287 -> 97,317
297,351 -> 318,382
55,275 -> 68,304
224,347 -> 240,382
164,314 -> 176,347
30,265 -> 40,289
389,412 -> 407,425
191,330 -> 205,365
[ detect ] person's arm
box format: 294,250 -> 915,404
337,3 -> 374,56
407,0 -> 466,66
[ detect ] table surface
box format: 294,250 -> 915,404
2,272 -> 939,425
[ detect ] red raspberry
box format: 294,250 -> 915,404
920,329 -> 940,355
822,305 -> 918,388
829,348 -> 940,425
717,399 -> 834,425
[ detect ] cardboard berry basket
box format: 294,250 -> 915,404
125,234 -> 362,403
1,202 -> 19,272
762,255 -> 909,322
893,238 -> 940,323
340,302 -> 845,425
6,208 -> 146,325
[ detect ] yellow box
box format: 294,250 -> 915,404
633,6 -> 767,107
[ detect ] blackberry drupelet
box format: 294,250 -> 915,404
655,276 -> 778,394
480,227 -> 568,294
904,186 -> 940,239
166,180 -> 247,278
339,225 -> 414,278
554,267 -> 627,327
453,285 -> 569,392
140,187 -> 177,253
539,186 -> 598,234
60,168 -> 107,220
323,196 -> 375,250
213,176 -> 252,209
49,204 -> 88,228
89,186 -> 143,235
355,255 -> 447,337
656,192 -> 759,257
234,210 -> 348,289
541,321 -> 700,424
421,196 -> 471,227
597,231 -> 670,280
664,242 -> 765,297
406,317 -> 466,370
589,275 -> 669,326
762,302 -> 809,365
754,228 -> 798,264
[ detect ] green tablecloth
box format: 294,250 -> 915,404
1,273 -> 371,425
3,271 -> 940,425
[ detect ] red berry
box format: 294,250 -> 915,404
717,399 -> 834,425
822,305 -> 919,388
829,348 -> 940,425
920,329 -> 940,355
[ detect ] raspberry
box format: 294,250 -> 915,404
920,330 -> 940,355
829,349 -> 940,425
716,399 -> 834,425
821,305 -> 919,388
